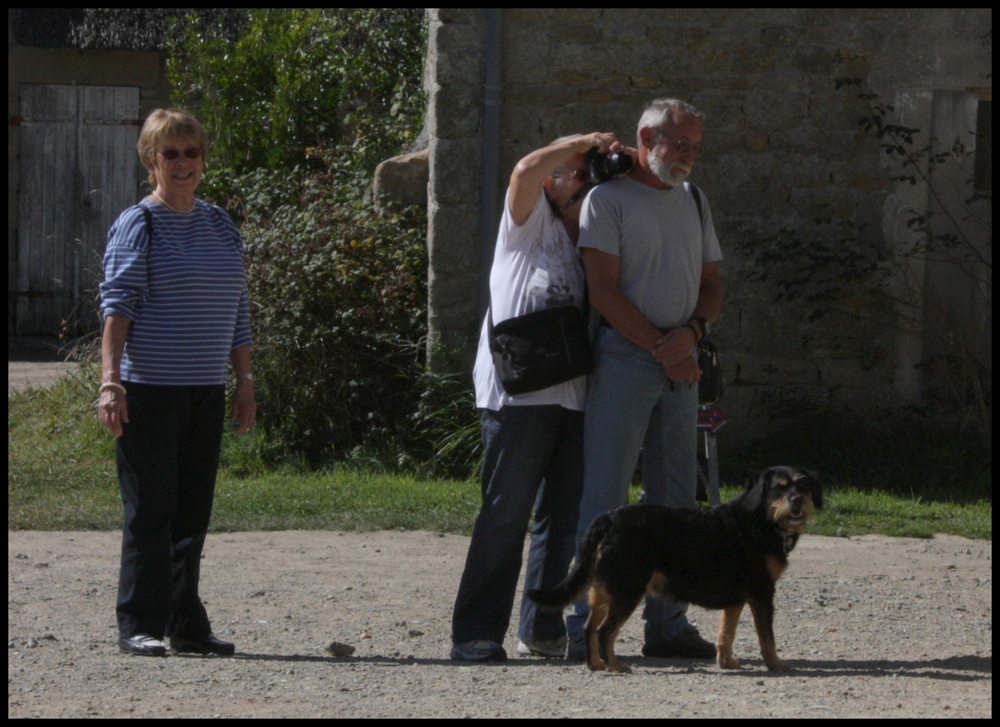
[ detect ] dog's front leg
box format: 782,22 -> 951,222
748,597 -> 788,671
716,604 -> 744,669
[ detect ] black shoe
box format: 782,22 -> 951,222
169,634 -> 236,656
119,634 -> 167,657
642,625 -> 716,659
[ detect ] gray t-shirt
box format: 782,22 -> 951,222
578,177 -> 722,330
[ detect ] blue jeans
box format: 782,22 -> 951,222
452,405 -> 584,645
566,327 -> 699,645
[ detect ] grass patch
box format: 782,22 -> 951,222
705,484 -> 991,540
8,376 -> 991,539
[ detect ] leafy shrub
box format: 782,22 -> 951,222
165,9 -> 444,469
238,166 -> 428,466
168,9 -> 426,179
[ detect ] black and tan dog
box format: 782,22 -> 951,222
528,465 -> 822,674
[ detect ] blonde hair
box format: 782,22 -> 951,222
137,109 -> 209,186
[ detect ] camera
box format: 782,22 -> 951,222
585,147 -> 634,184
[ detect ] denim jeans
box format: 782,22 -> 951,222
452,405 -> 584,645
566,327 -> 699,645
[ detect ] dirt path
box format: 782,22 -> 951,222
7,529 -> 991,718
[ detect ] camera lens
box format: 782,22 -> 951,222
585,148 -> 634,184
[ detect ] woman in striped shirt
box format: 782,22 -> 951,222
98,109 -> 255,658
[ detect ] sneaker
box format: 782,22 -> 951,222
516,636 -> 567,657
565,632 -> 586,662
450,640 -> 508,662
641,624 -> 716,659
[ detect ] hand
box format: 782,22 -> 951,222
653,326 -> 698,367
664,353 -> 703,385
98,388 -> 129,438
579,131 -> 620,155
230,380 -> 257,436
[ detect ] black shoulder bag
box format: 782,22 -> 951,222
488,303 -> 592,395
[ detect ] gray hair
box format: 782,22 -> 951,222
636,99 -> 704,146
548,134 -> 584,179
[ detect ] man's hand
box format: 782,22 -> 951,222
653,326 -> 697,367
654,327 -> 701,383
664,354 -> 702,384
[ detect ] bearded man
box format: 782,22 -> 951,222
566,98 -> 723,661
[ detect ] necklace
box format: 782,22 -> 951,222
151,191 -> 196,214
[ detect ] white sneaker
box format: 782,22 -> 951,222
516,636 -> 567,657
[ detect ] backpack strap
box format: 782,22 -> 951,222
140,204 -> 153,239
689,182 -> 704,222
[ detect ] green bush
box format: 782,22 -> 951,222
168,9 -> 426,179
164,9 -> 447,470
238,167 -> 428,466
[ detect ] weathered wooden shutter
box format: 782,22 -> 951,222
16,85 -> 140,336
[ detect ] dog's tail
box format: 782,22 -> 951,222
526,512 -> 612,610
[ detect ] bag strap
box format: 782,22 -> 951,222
138,203 -> 153,239
689,182 -> 704,222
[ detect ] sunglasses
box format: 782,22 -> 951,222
158,147 -> 203,161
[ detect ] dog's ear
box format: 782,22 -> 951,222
742,470 -> 769,511
791,466 -> 823,510
807,469 -> 823,510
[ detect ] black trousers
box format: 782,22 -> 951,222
114,382 -> 225,639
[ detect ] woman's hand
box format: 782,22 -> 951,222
230,379 -> 257,436
98,386 -> 129,438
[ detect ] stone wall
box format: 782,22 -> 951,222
425,8 -> 992,444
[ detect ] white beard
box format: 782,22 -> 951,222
648,154 -> 690,188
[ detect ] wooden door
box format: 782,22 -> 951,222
16,84 -> 140,336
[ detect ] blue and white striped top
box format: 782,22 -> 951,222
100,198 -> 253,386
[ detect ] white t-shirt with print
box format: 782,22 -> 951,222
473,189 -> 588,412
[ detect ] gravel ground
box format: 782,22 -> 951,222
7,529 -> 991,718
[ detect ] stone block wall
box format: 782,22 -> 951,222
425,8 -> 992,445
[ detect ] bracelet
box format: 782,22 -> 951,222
99,381 -> 127,396
682,322 -> 701,342
237,373 -> 254,382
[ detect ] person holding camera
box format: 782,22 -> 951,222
451,132 -> 623,662
566,98 -> 723,661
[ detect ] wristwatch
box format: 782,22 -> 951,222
691,316 -> 710,340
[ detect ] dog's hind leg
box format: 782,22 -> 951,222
716,604 -> 744,669
597,598 -> 638,674
584,585 -> 611,671
748,597 -> 788,671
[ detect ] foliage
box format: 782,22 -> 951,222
238,168 -> 428,466
167,8 -> 426,181
163,9 -> 434,468
408,373 -> 483,479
